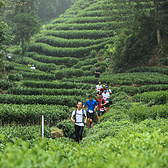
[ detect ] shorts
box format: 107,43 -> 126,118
105,103 -> 110,108
98,109 -> 105,116
87,112 -> 94,119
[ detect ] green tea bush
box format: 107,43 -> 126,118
99,109 -> 130,123
158,58 -> 168,66
27,52 -> 79,67
14,56 -> 57,72
72,58 -> 97,68
7,87 -> 92,97
0,125 -> 52,144
35,36 -> 110,47
8,73 -> 23,81
83,70 -> 93,76
4,63 -> 14,72
43,29 -> 114,39
62,72 -> 168,85
20,71 -> 55,80
128,66 -> 168,75
133,91 -> 168,105
22,81 -> 94,90
57,119 -> 88,139
81,65 -> 93,71
127,104 -> 168,122
0,94 -> 85,106
65,16 -> 113,23
111,84 -> 168,95
51,68 -> 84,79
0,80 -> 13,90
0,104 -> 69,125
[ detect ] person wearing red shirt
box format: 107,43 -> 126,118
96,92 -> 106,122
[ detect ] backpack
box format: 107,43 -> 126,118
74,109 -> 85,123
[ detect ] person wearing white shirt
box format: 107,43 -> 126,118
102,90 -> 110,111
95,81 -> 103,93
30,64 -> 36,69
71,102 -> 87,142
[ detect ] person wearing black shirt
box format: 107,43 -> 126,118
95,67 -> 101,78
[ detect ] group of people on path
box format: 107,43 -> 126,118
71,80 -> 112,142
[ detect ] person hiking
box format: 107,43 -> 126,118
95,67 -> 101,78
96,92 -> 106,122
95,81 -> 103,93
83,95 -> 98,129
102,90 -> 110,111
71,102 -> 87,142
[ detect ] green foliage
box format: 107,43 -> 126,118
158,57 -> 168,66
20,71 -> 55,80
72,58 -> 97,68
12,2 -> 41,55
128,66 -> 168,75
26,52 -> 79,67
51,68 -> 84,79
0,80 -> 13,90
0,104 -> 69,125
36,36 -> 110,47
128,104 -> 168,122
8,73 -> 23,81
62,72 -> 168,85
13,55 -> 57,72
4,62 -> 14,72
0,94 -> 86,106
57,119 -> 88,139
7,87 -> 92,97
133,91 -> 168,105
22,80 -> 94,90
111,84 -> 168,95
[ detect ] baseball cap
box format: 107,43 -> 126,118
106,86 -> 109,88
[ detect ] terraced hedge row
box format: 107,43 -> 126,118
7,87 -> 94,96
128,66 -> 168,75
0,104 -> 69,126
0,80 -> 13,90
20,71 -> 55,80
0,94 -> 85,106
0,125 -> 52,143
72,58 -> 98,68
22,81 -> 94,90
128,104 -> 168,122
111,84 -> 168,95
26,52 -> 79,67
52,16 -> 112,24
133,91 -> 168,105
27,39 -> 113,58
35,36 -> 111,47
43,30 -> 114,39
62,72 -> 168,85
14,56 -> 57,72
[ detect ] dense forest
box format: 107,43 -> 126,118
0,0 -> 168,167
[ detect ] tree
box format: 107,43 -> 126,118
12,0 -> 41,55
103,0 -> 168,71
0,0 -> 10,73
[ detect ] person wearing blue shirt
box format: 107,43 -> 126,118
83,95 -> 98,129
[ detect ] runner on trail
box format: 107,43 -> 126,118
102,90 -> 110,111
106,85 -> 112,94
96,92 -> 106,122
83,95 -> 98,129
95,81 -> 103,94
71,102 -> 87,142
100,85 -> 106,93
7,52 -> 12,62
